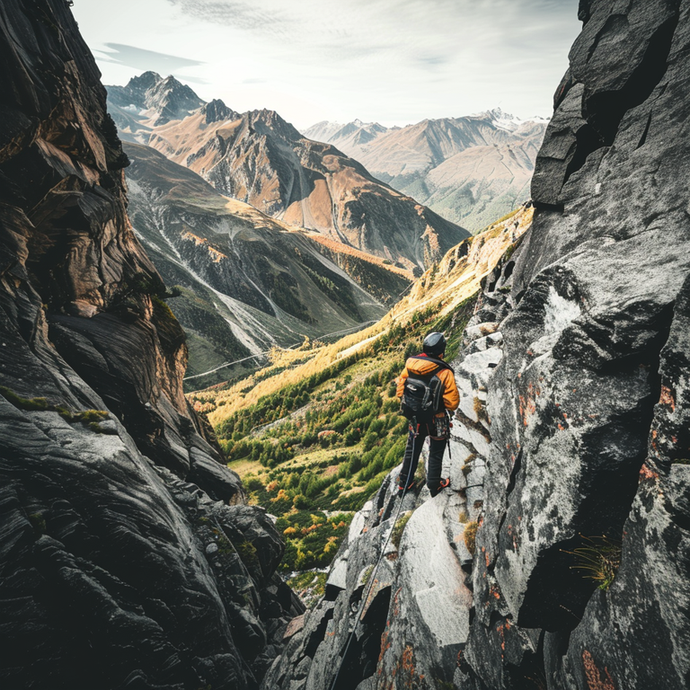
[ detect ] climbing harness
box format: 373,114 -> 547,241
327,423 -> 420,690
430,411 -> 451,440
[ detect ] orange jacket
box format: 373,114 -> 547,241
396,355 -> 459,412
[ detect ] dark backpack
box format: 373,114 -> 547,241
400,356 -> 452,422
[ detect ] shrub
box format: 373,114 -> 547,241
324,537 -> 339,555
318,430 -> 338,447
0,387 -> 49,411
343,428 -> 361,446
391,511 -> 413,549
369,419 -> 386,435
294,549 -> 308,570
76,410 -> 109,423
349,455 -> 363,473
392,417 -> 409,435
244,476 -> 264,493
464,521 -> 478,555
54,406 -> 73,420
281,541 -> 299,571
383,438 -> 406,469
293,494 -> 310,509
565,535 -> 622,591
362,432 -> 378,452
235,540 -> 259,568
301,431 -> 317,447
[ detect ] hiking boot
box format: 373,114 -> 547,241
397,480 -> 415,497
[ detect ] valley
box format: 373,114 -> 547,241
124,141 -> 406,388
188,205 -> 533,583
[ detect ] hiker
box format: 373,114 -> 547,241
396,331 -> 459,497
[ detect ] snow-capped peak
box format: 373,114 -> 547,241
476,108 -> 550,131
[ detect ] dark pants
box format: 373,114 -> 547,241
398,421 -> 447,497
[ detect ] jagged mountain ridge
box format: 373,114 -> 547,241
106,72 -> 469,273
304,119 -> 390,150
107,71 -> 207,126
0,2 -> 303,688
303,110 -> 548,232
262,1 -> 690,689
123,141 -> 406,387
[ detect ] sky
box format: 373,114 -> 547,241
71,0 -> 581,131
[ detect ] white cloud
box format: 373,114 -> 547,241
100,43 -> 205,73
71,0 -> 581,129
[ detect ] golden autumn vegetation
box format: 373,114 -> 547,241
188,205 -> 533,573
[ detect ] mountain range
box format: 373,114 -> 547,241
106,72 -> 470,384
123,141 -> 409,388
304,110 -> 548,231
107,73 -> 469,274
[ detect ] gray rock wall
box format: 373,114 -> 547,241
461,0 -> 690,686
0,2 -> 301,688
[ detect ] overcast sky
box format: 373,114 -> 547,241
71,0 -> 581,130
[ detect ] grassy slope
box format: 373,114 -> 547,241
189,205 -> 534,576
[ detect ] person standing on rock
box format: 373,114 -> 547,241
396,331 -> 459,497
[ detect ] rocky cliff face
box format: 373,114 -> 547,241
262,1 -> 690,689
0,3 -> 301,688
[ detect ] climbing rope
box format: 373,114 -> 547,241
327,425 -> 421,690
